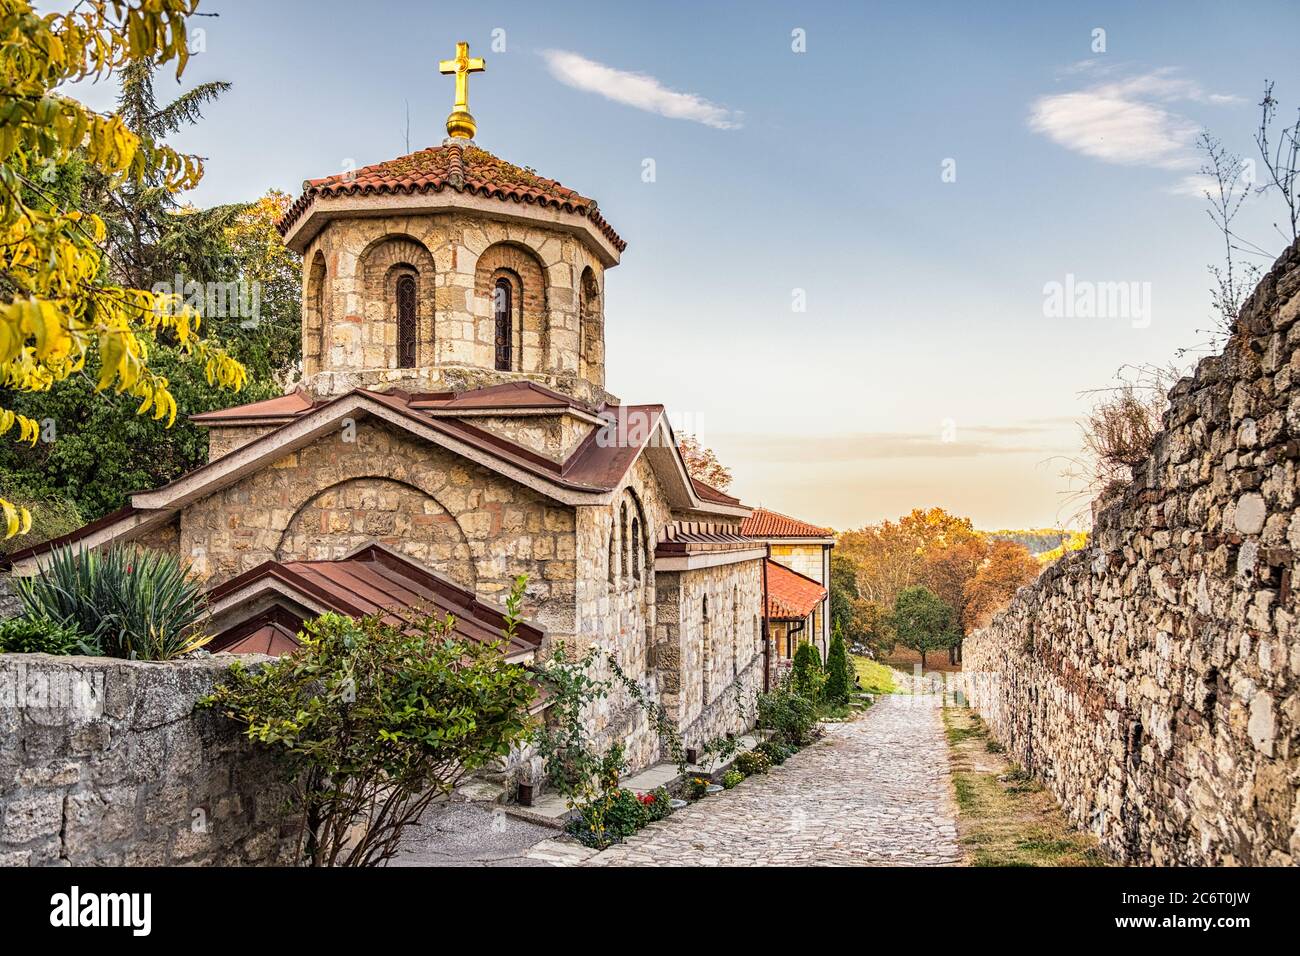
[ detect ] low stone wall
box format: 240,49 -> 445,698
964,238 -> 1300,866
0,653 -> 297,866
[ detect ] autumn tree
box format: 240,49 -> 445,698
0,0 -> 246,536
920,534 -> 988,664
963,540 -> 1041,631
677,433 -> 732,491
890,585 -> 958,672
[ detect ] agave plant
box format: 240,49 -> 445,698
17,545 -> 210,661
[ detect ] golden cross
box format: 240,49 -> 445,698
438,41 -> 486,140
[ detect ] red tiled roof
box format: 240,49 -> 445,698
278,141 -> 625,251
206,544 -> 544,657
742,508 -> 832,539
765,559 -> 827,620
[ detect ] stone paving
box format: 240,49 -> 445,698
584,694 -> 962,866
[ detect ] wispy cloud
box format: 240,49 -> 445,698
1028,66 -> 1240,188
716,425 -> 1072,464
540,49 -> 742,130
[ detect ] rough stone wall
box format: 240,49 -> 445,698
964,238 -> 1300,866
655,559 -> 765,752
471,412 -> 594,464
0,654 -> 295,866
206,424 -> 281,461
301,213 -> 609,404
177,417 -> 578,638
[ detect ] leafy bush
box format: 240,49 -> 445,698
792,642 -> 825,701
722,769 -> 743,789
0,489 -> 83,558
642,787 -> 673,822
17,544 -> 209,660
686,776 -> 710,799
825,628 -> 852,705
734,749 -> 771,776
0,615 -> 99,655
202,608 -> 536,866
757,687 -> 819,747
755,739 -> 794,765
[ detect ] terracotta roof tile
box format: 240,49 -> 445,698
278,141 -> 625,251
765,559 -> 827,619
741,507 -> 832,539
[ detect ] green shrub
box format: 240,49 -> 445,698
721,769 -> 743,789
0,615 -> 99,655
603,788 -> 649,838
792,642 -> 825,701
755,739 -> 794,765
825,628 -> 852,705
644,787 -> 673,822
0,491 -> 83,558
17,544 -> 209,660
734,749 -> 771,776
757,687 -> 819,747
202,609 -> 537,866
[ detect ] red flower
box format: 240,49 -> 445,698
639,793 -> 656,806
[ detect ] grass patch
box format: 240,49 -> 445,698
943,706 -> 1110,867
851,655 -> 899,695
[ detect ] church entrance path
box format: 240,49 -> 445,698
584,694 -> 962,866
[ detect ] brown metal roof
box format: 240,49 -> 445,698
205,544 -> 544,656
190,389 -> 318,424
691,478 -> 742,507
408,380 -> 599,414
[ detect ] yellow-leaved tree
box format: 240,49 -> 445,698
0,0 -> 245,537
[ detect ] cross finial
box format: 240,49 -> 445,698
438,41 -> 486,140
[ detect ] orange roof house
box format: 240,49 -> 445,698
743,509 -> 835,663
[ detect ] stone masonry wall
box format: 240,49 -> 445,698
302,213 -> 609,405
964,238 -> 1300,865
178,417 -> 579,639
0,654 -> 296,866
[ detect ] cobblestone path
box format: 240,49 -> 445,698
585,695 -> 962,866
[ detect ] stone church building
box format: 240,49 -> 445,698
5,48 -> 834,774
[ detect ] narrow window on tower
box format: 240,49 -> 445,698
494,277 -> 512,371
396,274 -> 417,368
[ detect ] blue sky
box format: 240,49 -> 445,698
61,0 -> 1300,529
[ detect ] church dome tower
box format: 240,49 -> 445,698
277,42 -> 624,405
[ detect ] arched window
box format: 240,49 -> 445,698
608,516 -> 619,585
396,274 -> 417,368
630,517 -> 641,581
494,278 -> 512,371
619,503 -> 629,583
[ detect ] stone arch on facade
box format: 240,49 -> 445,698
359,235 -> 436,369
473,242 -> 546,373
304,250 -> 328,376
579,265 -> 603,386
273,475 -> 476,589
